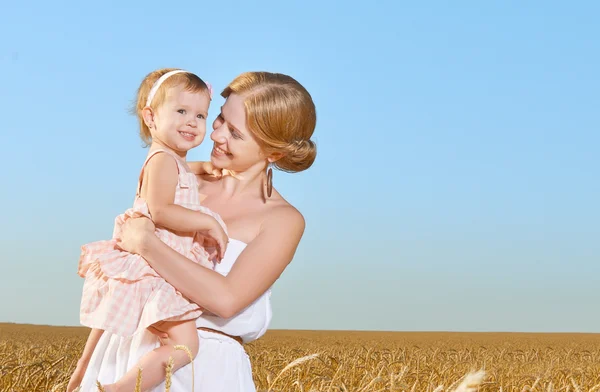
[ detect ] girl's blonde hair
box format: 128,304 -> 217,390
222,72 -> 317,173
134,68 -> 210,146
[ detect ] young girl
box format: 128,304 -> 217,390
67,68 -> 228,392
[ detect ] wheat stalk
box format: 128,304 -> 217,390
134,367 -> 142,392
174,344 -> 195,392
164,356 -> 174,392
268,353 -> 320,391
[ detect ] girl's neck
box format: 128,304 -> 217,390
149,142 -> 187,161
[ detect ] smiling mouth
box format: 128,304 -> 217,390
178,131 -> 196,140
213,145 -> 232,156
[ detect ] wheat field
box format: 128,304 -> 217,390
1,323 -> 599,392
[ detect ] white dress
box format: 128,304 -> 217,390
79,239 -> 272,392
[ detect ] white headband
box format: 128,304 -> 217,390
145,69 -> 188,107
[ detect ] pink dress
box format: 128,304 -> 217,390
77,149 -> 226,337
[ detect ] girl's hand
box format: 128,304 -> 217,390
205,218 -> 228,261
116,217 -> 156,255
189,161 -> 223,178
202,161 -> 223,178
202,237 -> 222,264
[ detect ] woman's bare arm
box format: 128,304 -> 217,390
123,206 -> 305,318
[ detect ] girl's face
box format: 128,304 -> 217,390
149,84 -> 211,156
209,93 -> 268,171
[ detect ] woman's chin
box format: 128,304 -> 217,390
210,154 -> 225,167
211,155 -> 235,172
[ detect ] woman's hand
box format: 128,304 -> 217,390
66,359 -> 89,392
116,217 -> 156,255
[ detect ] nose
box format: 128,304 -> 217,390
186,116 -> 197,128
211,119 -> 227,143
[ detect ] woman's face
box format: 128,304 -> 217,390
210,93 -> 267,172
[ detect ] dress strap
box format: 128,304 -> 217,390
136,149 -> 188,196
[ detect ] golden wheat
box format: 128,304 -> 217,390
1,324 -> 599,391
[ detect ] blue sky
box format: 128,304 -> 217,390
1,1 -> 598,332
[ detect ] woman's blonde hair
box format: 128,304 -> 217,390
133,68 -> 210,146
222,72 -> 317,173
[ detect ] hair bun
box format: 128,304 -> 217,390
274,139 -> 317,173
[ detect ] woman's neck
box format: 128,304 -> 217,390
218,163 -> 269,200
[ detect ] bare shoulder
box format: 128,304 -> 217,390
262,196 -> 306,236
145,150 -> 179,170
245,197 -> 306,265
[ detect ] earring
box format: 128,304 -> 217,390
266,165 -> 273,198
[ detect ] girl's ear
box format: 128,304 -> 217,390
142,106 -> 155,130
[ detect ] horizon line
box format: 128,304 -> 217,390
1,322 -> 598,335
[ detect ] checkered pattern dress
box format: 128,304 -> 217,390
77,149 -> 226,336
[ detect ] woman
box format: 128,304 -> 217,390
77,71 -> 317,391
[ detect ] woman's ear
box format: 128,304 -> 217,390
142,106 -> 155,130
267,151 -> 285,163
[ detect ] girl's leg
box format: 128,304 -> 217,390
101,320 -> 199,392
